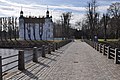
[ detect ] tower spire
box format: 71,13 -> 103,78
47,5 -> 48,11
46,6 -> 49,18
20,6 -> 23,18
21,6 -> 22,11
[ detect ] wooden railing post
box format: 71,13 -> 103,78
57,43 -> 60,49
52,43 -> 55,52
96,43 -> 98,51
42,45 -> 46,57
107,46 -> 111,59
0,56 -> 2,80
33,47 -> 38,62
56,43 -> 58,50
99,44 -> 101,52
18,50 -> 25,70
103,45 -> 105,55
94,42 -> 96,49
92,41 -> 94,47
93,42 -> 95,48
48,44 -> 51,54
114,48 -> 119,64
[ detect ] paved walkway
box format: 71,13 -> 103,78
4,40 -> 120,80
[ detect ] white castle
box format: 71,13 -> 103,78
19,9 -> 54,40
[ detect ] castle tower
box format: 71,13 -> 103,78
19,8 -> 25,40
46,7 -> 49,18
42,8 -> 53,40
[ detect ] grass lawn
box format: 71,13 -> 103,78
98,39 -> 119,42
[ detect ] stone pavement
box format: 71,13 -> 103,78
4,40 -> 120,80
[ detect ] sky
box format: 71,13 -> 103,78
0,0 -> 120,27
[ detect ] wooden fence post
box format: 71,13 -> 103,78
33,47 -> 38,62
94,42 -> 96,49
99,44 -> 101,52
107,46 -> 111,59
57,43 -> 60,49
56,43 -> 58,50
114,48 -> 119,64
92,41 -> 94,47
48,44 -> 51,54
42,45 -> 46,57
0,56 -> 2,80
96,43 -> 98,51
103,45 -> 105,55
18,50 -> 25,70
52,43 -> 55,52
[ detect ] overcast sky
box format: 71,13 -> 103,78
0,0 -> 120,25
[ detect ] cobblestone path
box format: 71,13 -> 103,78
5,40 -> 120,80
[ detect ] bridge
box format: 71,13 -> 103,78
2,40 -> 120,80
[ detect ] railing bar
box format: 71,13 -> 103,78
110,55 -> 114,59
118,55 -> 120,58
110,52 -> 115,55
2,65 -> 18,74
25,58 -> 32,63
38,48 -> 42,49
118,60 -> 120,62
24,54 -> 33,59
2,60 -> 18,67
105,51 -> 108,53
110,54 -> 115,57
38,49 -> 42,51
105,46 -> 108,48
110,48 -> 115,51
110,50 -> 115,53
2,54 -> 18,60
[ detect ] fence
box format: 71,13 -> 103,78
84,39 -> 120,64
0,40 -> 71,80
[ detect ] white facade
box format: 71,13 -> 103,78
42,18 -> 53,40
19,10 -> 54,40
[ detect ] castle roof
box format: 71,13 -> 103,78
24,17 -> 45,23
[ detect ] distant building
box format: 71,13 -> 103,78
19,9 -> 54,40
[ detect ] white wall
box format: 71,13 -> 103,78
19,18 -> 53,40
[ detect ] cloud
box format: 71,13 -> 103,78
0,0 -> 119,26
0,0 -> 87,25
98,6 -> 109,12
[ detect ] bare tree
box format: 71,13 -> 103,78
8,17 -> 12,41
54,20 -> 63,38
3,17 -> 8,41
86,0 -> 99,40
107,2 -> 120,39
61,12 -> 72,39
102,14 -> 110,41
0,18 -> 3,41
14,17 -> 17,40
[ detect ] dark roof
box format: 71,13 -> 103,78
24,17 -> 45,23
20,11 -> 23,14
46,10 -> 49,13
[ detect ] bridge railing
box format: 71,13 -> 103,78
0,40 -> 72,80
84,39 -> 120,64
